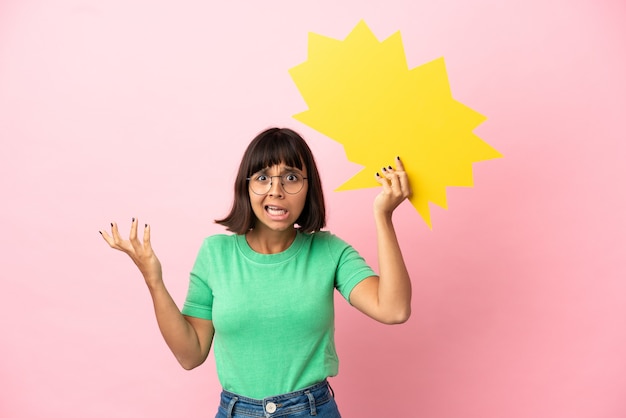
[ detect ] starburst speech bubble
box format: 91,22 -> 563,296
289,20 -> 502,228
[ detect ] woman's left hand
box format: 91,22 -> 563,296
374,156 -> 411,216
350,156 -> 413,324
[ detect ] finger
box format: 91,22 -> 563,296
143,223 -> 151,250
99,229 -> 114,246
110,221 -> 122,244
392,174 -> 402,194
381,165 -> 395,180
129,217 -> 141,251
383,166 -> 404,195
102,224 -> 126,251
396,171 -> 411,198
395,156 -> 405,172
375,171 -> 391,192
392,157 -> 410,197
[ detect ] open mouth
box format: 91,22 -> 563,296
265,205 -> 288,216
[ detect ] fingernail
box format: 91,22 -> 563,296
382,167 -> 387,172
98,231 -> 102,235
388,165 -> 393,170
132,217 -> 135,222
110,222 -> 113,227
376,172 -> 380,177
145,224 -> 148,228
396,156 -> 400,160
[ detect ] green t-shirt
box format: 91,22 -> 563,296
181,230 -> 375,399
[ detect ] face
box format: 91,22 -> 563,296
248,162 -> 308,235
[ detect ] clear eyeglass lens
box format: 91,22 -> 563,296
250,173 -> 304,194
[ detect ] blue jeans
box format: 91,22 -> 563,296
215,380 -> 341,417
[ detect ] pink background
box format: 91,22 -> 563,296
1,0 -> 625,417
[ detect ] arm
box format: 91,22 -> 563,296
100,219 -> 213,369
349,157 -> 412,324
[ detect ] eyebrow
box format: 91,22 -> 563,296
255,166 -> 303,174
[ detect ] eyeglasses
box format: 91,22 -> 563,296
247,172 -> 308,195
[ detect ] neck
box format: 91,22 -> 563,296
245,228 -> 297,254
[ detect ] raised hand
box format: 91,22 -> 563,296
100,218 -> 162,287
100,220 -> 214,368
374,156 -> 411,216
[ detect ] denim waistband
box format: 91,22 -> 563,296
219,380 -> 333,417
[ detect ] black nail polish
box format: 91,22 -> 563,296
376,172 -> 380,177
99,231 -> 102,235
145,224 -> 148,228
132,217 -> 135,222
396,156 -> 400,160
110,222 -> 113,227
388,165 -> 393,170
382,167 -> 387,172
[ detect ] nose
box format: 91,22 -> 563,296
267,177 -> 284,197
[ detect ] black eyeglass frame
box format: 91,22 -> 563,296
246,174 -> 308,195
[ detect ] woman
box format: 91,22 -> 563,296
100,127 -> 412,417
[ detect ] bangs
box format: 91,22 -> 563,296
215,127 -> 326,234
248,132 -> 305,175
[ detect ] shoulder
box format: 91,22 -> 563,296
303,230 -> 353,254
204,233 -> 238,245
313,230 -> 349,245
192,234 -> 241,271
198,233 -> 240,253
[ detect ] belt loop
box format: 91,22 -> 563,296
226,396 -> 238,418
305,390 -> 317,416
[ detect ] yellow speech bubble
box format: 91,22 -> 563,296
289,20 -> 502,228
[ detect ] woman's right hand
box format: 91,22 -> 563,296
100,219 -> 163,288
100,219 -> 214,369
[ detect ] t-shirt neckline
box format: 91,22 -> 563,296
235,231 -> 305,264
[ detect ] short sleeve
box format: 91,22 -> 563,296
181,239 -> 214,320
327,234 -> 377,303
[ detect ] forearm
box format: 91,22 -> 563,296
375,211 -> 412,323
101,221 -> 211,368
146,279 -> 208,369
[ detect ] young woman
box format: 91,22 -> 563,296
100,127 -> 412,417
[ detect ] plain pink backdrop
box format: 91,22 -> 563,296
1,0 -> 625,417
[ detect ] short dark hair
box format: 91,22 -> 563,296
215,127 -> 326,234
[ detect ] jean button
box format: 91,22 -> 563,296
265,402 -> 277,413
